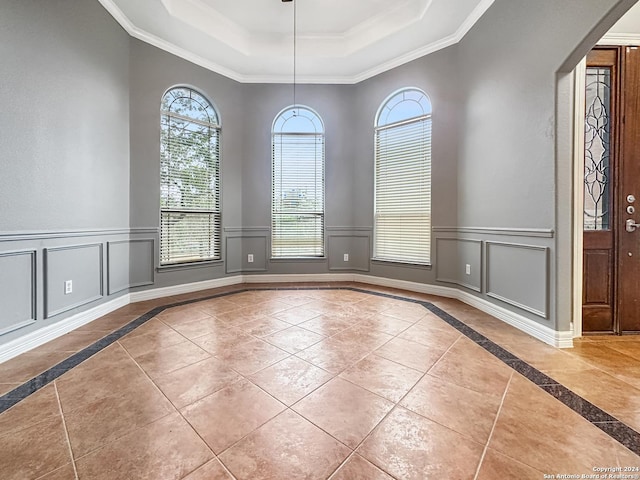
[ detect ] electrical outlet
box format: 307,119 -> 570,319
247,254 -> 254,263
64,280 -> 73,295
465,264 -> 471,275
343,253 -> 349,262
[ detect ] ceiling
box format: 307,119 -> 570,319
97,0 -> 495,84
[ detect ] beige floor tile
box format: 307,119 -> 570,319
339,354 -> 423,403
65,379 -> 175,457
0,416 -> 71,480
219,410 -> 350,480
119,323 -> 186,358
330,454 -> 394,480
75,413 -> 213,480
0,384 -> 60,437
157,305 -> 212,326
358,407 -> 484,480
0,383 -> 20,396
190,328 -> 255,355
30,330 -> 108,354
400,373 -> 505,444
264,326 -> 326,353
374,337 -> 448,372
296,337 -> 372,374
476,448 -> 544,479
489,375 -> 640,474
183,459 -> 233,480
298,314 -> 356,336
428,337 -> 512,396
181,379 -> 285,454
272,306 -> 323,325
237,316 -> 291,337
213,338 -> 290,375
354,313 -> 414,336
154,356 -> 242,409
248,356 -> 334,406
56,344 -> 149,413
0,351 -> 72,383
293,377 -> 394,448
37,463 -> 77,480
133,340 -> 210,378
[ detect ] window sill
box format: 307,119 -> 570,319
270,257 -> 327,263
371,258 -> 432,270
157,259 -> 224,272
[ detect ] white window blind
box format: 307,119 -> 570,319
272,106 -> 325,257
160,87 -> 221,266
374,89 -> 432,265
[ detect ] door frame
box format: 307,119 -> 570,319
572,57 -> 587,338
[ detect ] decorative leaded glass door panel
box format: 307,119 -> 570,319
582,48 -> 618,333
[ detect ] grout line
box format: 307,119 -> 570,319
3,283 -> 640,460
53,381 -> 79,480
472,371 -> 514,480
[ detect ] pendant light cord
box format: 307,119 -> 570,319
293,0 -> 297,113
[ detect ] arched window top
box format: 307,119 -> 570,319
273,105 -> 324,134
161,87 -> 219,126
376,88 -> 431,128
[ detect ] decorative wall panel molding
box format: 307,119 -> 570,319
108,239 -> 155,295
432,226 -> 554,238
0,250 -> 37,336
44,244 -> 104,318
435,238 -> 482,292
485,242 -> 549,318
225,235 -> 268,274
328,234 -> 371,272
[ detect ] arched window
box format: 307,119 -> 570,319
374,88 -> 432,264
160,87 -> 221,265
271,106 -> 325,257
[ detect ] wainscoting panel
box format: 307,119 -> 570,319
44,244 -> 104,318
108,239 -> 155,295
225,233 -> 268,274
0,250 -> 37,336
328,235 -> 370,272
435,238 -> 482,292
129,239 -> 155,289
486,242 -> 549,318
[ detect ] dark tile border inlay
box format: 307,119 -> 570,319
1,285 -> 639,455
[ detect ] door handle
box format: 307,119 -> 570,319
626,219 -> 640,232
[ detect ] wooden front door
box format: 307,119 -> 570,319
583,46 -> 640,334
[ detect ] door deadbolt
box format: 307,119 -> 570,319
628,194 -> 636,203
628,206 -> 636,214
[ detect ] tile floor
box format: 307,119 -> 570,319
0,283 -> 639,479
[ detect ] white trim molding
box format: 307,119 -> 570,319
0,271 -> 574,365
0,294 -> 130,364
598,33 -> 640,46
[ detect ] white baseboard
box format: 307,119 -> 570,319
244,272 -> 573,348
242,273 -> 355,284
0,294 -> 131,364
129,275 -> 243,302
0,272 -> 572,365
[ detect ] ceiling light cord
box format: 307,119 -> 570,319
293,0 -> 297,115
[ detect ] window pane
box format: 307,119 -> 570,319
272,106 -> 325,257
374,89 -> 432,264
160,87 -> 221,265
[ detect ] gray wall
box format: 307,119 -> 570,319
129,39 -> 245,288
455,0 -> 638,331
2,0 -> 637,349
0,0 -> 132,344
